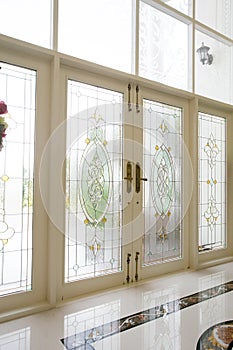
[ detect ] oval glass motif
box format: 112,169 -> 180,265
79,140 -> 112,226
151,144 -> 174,217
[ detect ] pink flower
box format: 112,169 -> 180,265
0,101 -> 8,115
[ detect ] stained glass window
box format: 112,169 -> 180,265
0,62 -> 35,295
65,81 -> 123,282
198,112 -> 226,251
143,99 -> 183,264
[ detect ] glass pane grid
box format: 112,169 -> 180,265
198,112 -> 226,252
65,81 -> 123,283
0,62 -> 35,296
143,99 -> 183,265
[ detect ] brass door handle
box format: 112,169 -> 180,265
136,163 -> 147,193
124,162 -> 133,193
124,176 -> 133,181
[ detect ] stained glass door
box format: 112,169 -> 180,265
63,76 -> 132,296
131,90 -> 190,281
65,81 -> 121,281
62,71 -> 190,298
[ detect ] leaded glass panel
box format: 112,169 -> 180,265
143,99 -> 183,265
65,81 -> 123,282
198,112 -> 226,251
0,62 -> 35,295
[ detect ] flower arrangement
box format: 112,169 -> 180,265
0,101 -> 8,151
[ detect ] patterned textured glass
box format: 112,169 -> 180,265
65,81 -> 123,282
143,99 -> 183,264
198,113 -> 226,251
0,62 -> 35,295
139,1 -> 191,91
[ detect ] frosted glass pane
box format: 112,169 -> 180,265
198,112 -> 226,252
0,0 -> 52,48
195,31 -> 233,104
161,0 -> 192,15
196,0 -> 233,39
58,0 -> 134,73
139,1 -> 191,91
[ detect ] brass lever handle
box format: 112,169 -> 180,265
135,163 -> 147,193
124,162 -> 133,193
124,176 -> 133,181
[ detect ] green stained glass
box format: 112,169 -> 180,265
152,144 -> 174,218
80,140 -> 112,226
143,99 -> 182,265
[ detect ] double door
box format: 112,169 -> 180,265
62,70 -> 190,299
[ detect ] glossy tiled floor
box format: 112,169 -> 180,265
0,262 -> 233,349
